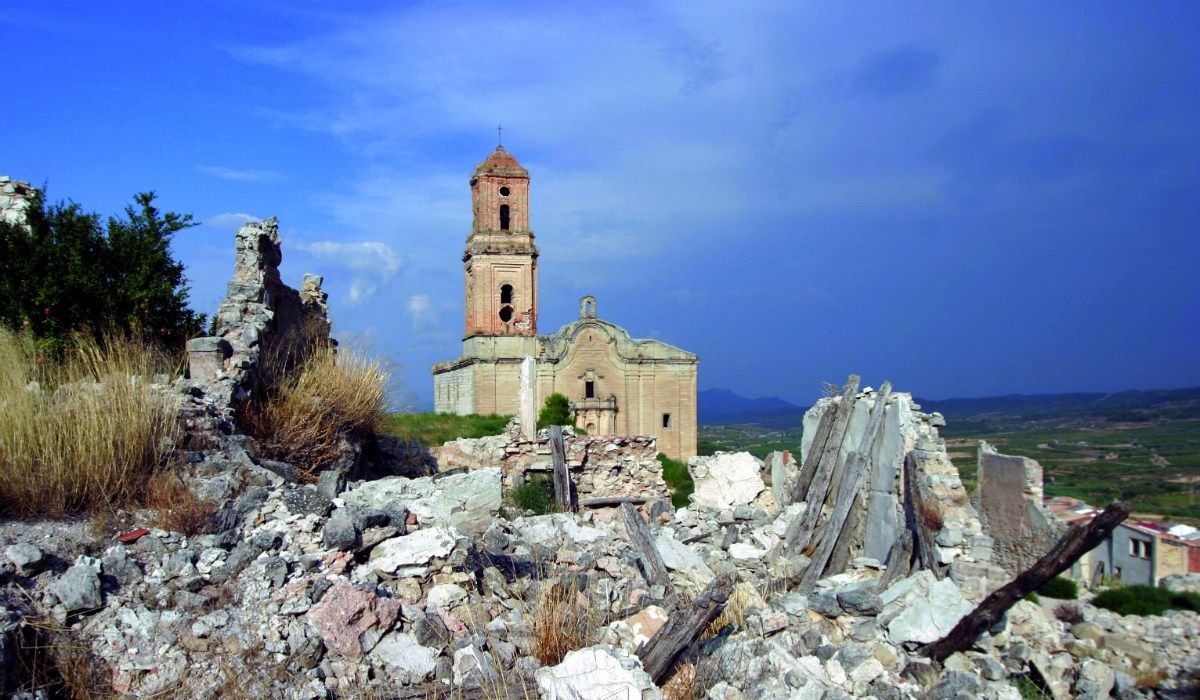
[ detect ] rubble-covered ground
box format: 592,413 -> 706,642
1,431 -> 1198,699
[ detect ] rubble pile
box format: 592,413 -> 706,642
2,442 -> 1196,698
437,420 -> 671,502
0,222 -> 1196,698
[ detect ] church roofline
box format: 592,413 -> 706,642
540,316 -> 698,364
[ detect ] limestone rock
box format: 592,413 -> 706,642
536,644 -> 662,700
687,452 -> 765,510
654,532 -> 715,587
369,527 -> 457,577
5,544 -> 44,575
371,632 -> 439,679
883,573 -> 972,645
343,468 -> 501,533
49,561 -> 102,613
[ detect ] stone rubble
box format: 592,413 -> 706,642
0,222 -> 1195,698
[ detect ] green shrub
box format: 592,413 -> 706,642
510,477 -> 554,515
1092,585 -> 1200,616
1024,592 -> 1041,605
537,392 -> 573,429
1036,576 -> 1078,600
0,190 -> 206,355
657,453 -> 694,509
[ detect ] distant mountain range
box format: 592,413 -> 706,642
697,389 -> 802,425
700,386 -> 1200,427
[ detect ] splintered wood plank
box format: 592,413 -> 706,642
783,374 -> 861,557
920,501 -> 1131,663
903,451 -> 941,576
801,382 -> 892,590
636,573 -> 734,683
549,425 -> 571,511
875,529 -> 915,594
786,402 -> 836,505
619,502 -> 674,595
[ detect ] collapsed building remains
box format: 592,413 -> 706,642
1,216 -> 1196,699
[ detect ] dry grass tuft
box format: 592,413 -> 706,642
662,662 -> 696,700
0,327 -> 178,517
145,470 -> 217,536
531,580 -> 596,666
8,599 -> 111,699
245,343 -> 389,477
916,496 -> 944,531
703,583 -> 762,639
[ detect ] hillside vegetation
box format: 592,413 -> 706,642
383,412 -> 513,447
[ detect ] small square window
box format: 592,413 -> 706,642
585,381 -> 595,399
662,413 -> 672,429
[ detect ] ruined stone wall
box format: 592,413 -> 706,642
0,177 -> 35,227
184,218 -> 329,423
435,421 -> 670,502
799,388 -> 1009,600
974,441 -> 1065,575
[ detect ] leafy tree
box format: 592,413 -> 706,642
536,392 -> 574,429
0,189 -> 204,354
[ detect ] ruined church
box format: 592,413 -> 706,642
432,147 -> 698,460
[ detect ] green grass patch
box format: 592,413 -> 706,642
383,412 -> 512,447
509,476 -> 554,515
1012,674 -> 1052,700
1092,585 -> 1200,616
657,453 -> 694,508
1035,576 -> 1078,600
1024,592 -> 1041,605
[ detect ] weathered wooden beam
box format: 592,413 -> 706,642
902,451 -> 940,575
620,502 -> 674,595
919,501 -> 1131,664
785,402 -> 836,505
801,382 -> 891,589
579,496 -> 653,508
637,573 -> 734,683
549,425 -> 572,511
783,375 -> 861,557
875,529 -> 915,594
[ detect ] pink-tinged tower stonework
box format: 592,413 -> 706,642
463,146 -> 538,339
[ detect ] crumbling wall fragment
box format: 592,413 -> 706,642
183,217 -> 330,429
435,420 -> 670,502
974,441 -> 1065,574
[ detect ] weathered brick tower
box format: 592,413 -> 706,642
463,147 -> 538,342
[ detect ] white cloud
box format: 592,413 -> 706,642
348,279 -> 378,304
197,165 -> 285,183
407,293 -> 437,327
292,240 -> 404,277
203,212 -> 258,231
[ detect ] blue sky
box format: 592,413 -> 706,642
4,1 -> 1197,409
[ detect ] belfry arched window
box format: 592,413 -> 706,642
500,284 -> 513,304
499,204 -> 510,230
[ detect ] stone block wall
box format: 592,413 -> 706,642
0,177 -> 35,227
435,420 -> 671,502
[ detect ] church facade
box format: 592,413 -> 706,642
432,147 -> 698,460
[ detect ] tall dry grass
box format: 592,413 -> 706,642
245,343 -> 389,476
0,327 -> 178,517
530,579 -> 596,666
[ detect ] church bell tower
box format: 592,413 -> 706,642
462,146 -> 539,341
